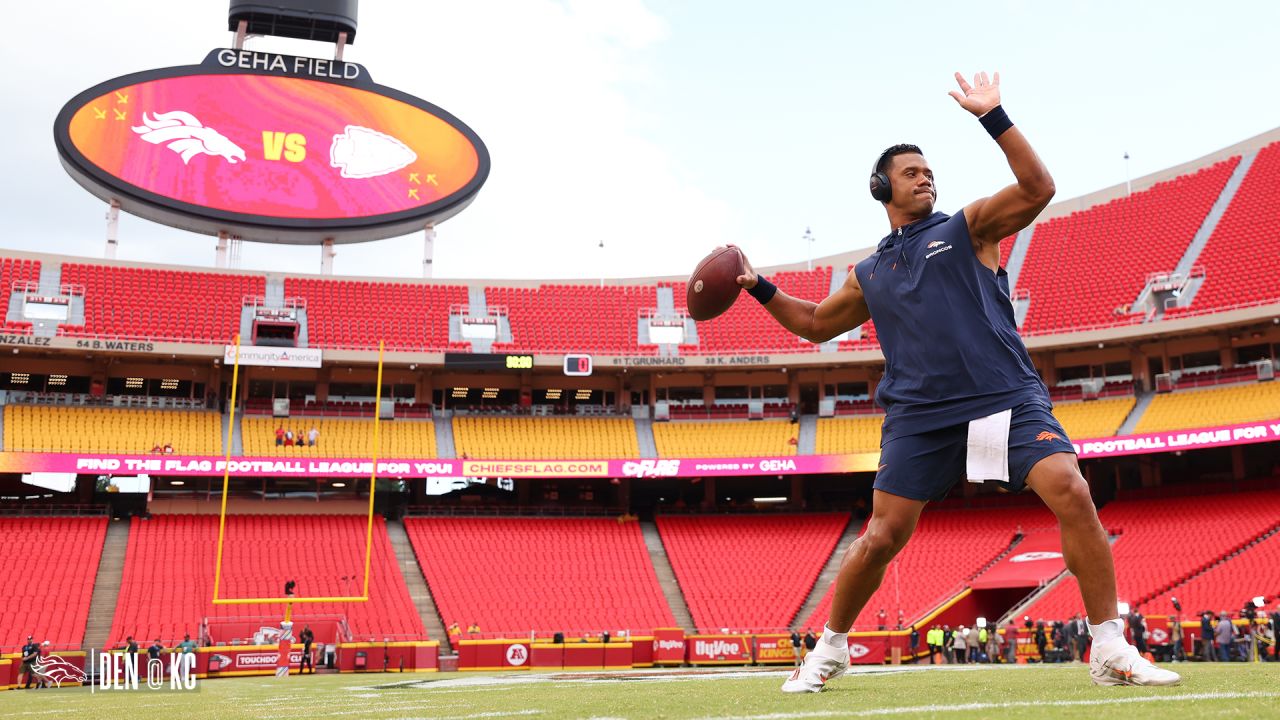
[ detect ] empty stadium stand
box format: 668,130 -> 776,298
452,416 -> 638,459
652,420 -> 797,458
404,517 -> 674,634
815,416 -> 882,455
4,405 -> 223,455
1134,381 -> 1280,434
1051,397 -> 1136,440
1176,142 -> 1280,313
0,516 -> 107,649
1144,528 -> 1280,617
1,257 -> 41,294
488,284 -> 658,354
1023,489 -> 1280,620
803,505 -> 1059,631
109,515 -> 422,646
1014,158 -> 1238,334
284,276 -> 467,351
59,264 -> 263,343
242,417 -> 437,458
666,267 -> 831,353
657,513 -> 849,632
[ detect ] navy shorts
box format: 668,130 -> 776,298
873,400 -> 1076,502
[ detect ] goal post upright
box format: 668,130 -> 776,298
211,336 -> 382,608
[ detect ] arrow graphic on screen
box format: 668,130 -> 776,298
329,125 -> 417,179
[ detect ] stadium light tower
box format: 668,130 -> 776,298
1124,151 -> 1132,196
803,227 -> 815,271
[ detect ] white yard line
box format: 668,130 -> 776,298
699,691 -> 1280,719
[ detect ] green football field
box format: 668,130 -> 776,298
5,663 -> 1279,719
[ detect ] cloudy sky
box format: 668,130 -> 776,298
2,1 -> 1277,280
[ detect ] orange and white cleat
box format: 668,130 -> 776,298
781,640 -> 849,693
1089,642 -> 1181,686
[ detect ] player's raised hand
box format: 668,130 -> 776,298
948,71 -> 1001,117
731,245 -> 758,289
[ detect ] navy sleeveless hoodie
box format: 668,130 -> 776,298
852,211 -> 1049,442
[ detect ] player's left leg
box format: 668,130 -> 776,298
1024,451 -> 1180,686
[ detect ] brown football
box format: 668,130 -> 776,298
686,246 -> 745,321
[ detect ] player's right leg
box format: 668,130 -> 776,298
781,489 -> 926,693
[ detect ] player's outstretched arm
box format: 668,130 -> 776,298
733,247 -> 869,343
949,71 -> 1056,246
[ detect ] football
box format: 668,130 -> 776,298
686,246 -> 746,321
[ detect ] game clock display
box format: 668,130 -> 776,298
443,353 -> 534,371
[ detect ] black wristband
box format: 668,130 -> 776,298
979,105 -> 1013,140
747,274 -> 778,304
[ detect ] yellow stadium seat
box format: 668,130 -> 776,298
815,416 -> 883,454
652,420 -> 797,457
1134,381 -> 1280,434
452,417 -> 638,459
3,406 -> 223,455
242,417 -> 437,458
1051,397 -> 1135,440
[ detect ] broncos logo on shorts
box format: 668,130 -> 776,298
1035,431 -> 1062,442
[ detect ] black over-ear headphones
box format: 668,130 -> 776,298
869,147 -> 894,204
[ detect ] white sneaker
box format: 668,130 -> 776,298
781,641 -> 848,693
1090,643 -> 1181,686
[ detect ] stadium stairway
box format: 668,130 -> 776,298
385,519 -> 450,652
1003,226 -> 1034,290
1172,150 -> 1254,279
790,514 -> 859,629
433,409 -> 457,458
1116,389 -> 1155,436
634,415 -> 658,458
639,520 -> 695,631
797,415 -> 818,455
225,411 -> 242,456
81,519 -> 130,653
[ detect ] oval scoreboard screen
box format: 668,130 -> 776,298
54,49 -> 490,244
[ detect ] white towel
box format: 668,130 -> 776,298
966,408 -> 1012,483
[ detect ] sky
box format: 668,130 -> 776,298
2,0 -> 1278,281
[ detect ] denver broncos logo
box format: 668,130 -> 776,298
131,111 -> 246,165
30,654 -> 87,687
1035,431 -> 1061,442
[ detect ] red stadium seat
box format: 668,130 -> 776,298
109,515 -> 423,647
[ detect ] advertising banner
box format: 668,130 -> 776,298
685,634 -> 752,665
754,634 -> 798,665
0,416 -> 1274,481
456,640 -> 531,672
224,345 -> 322,368
1072,419 -> 1280,458
846,635 -> 889,665
652,628 -> 686,666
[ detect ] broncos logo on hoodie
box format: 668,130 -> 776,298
131,110 -> 246,165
